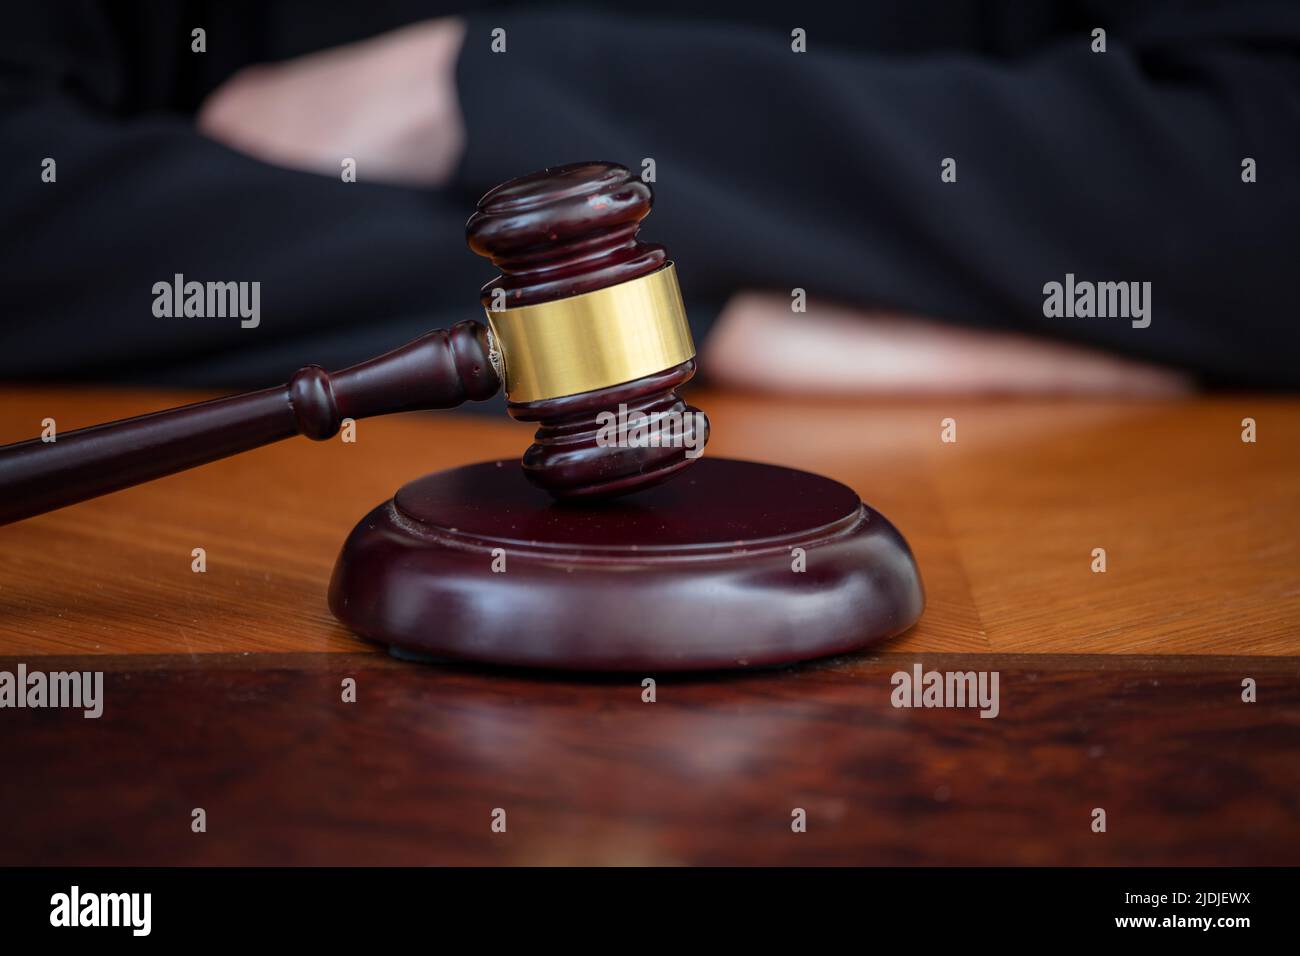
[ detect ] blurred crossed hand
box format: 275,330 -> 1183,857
198,18 -> 466,186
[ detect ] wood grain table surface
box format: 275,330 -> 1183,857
1,385 -> 1297,864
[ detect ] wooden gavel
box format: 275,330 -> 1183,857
0,162 -> 709,525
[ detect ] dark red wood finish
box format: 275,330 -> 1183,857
329,458 -> 924,670
0,162 -> 713,517
466,161 -> 666,308
0,322 -> 497,525
3,651 -> 1295,865
508,359 -> 708,497
466,161 -> 710,497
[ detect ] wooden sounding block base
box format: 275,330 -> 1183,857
329,458 -> 924,670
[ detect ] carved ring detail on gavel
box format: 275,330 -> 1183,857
0,161 -> 709,526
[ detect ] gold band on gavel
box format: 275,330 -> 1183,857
484,263 -> 695,403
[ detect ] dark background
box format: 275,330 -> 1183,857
2,0 -> 1297,388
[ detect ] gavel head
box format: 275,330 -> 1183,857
466,161 -> 709,499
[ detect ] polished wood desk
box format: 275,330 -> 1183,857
1,386 -> 1297,864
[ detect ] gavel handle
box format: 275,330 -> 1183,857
0,320 -> 499,525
